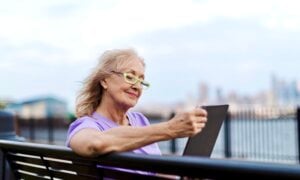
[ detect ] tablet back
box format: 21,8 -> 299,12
183,104 -> 229,157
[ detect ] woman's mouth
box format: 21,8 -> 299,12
126,92 -> 138,98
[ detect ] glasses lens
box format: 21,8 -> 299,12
123,73 -> 150,89
124,73 -> 136,84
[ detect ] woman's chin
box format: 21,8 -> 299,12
123,99 -> 138,109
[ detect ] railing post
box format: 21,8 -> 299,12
297,107 -> 300,164
48,117 -> 54,144
29,118 -> 35,141
170,139 -> 177,154
224,112 -> 232,158
169,112 -> 177,154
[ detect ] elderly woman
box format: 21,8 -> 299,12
66,49 -> 207,158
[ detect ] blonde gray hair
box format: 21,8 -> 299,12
75,48 -> 145,118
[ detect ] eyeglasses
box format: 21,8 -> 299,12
111,71 -> 150,89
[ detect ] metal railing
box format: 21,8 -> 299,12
13,106 -> 300,164
222,106 -> 299,163
165,106 -> 300,164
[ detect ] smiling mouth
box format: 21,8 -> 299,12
127,92 -> 138,98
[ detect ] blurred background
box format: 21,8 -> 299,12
1,0 -> 300,164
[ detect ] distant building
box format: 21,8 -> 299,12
215,87 -> 225,104
0,98 -> 14,109
271,74 -> 300,106
199,82 -> 209,104
6,96 -> 68,120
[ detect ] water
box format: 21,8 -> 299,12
228,118 -> 298,164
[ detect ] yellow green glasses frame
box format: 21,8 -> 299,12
111,71 -> 150,89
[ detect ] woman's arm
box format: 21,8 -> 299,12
69,108 -> 207,157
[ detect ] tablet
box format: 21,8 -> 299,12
182,104 -> 229,157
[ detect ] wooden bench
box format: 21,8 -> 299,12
1,140 -> 300,180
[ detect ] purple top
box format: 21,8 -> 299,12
66,111 -> 161,176
66,111 -> 161,155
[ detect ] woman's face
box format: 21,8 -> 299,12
101,58 -> 146,110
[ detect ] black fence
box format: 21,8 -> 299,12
222,106 -> 299,164
16,117 -> 68,144
170,106 -> 300,164
14,106 -> 300,164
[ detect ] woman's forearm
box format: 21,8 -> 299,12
93,122 -> 172,153
70,122 -> 172,156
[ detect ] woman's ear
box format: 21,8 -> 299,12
100,79 -> 108,89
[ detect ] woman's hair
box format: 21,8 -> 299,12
75,48 -> 145,117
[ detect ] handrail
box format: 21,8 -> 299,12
1,140 -> 300,179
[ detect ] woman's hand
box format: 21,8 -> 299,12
166,108 -> 207,138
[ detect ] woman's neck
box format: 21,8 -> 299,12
95,98 -> 129,126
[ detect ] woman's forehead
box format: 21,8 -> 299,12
117,58 -> 145,73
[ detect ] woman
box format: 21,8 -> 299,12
66,48 -> 207,158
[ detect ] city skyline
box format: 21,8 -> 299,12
170,73 -> 300,106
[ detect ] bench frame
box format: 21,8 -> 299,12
1,140 -> 300,180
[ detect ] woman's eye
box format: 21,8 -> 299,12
126,74 -> 135,81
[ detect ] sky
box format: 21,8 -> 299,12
1,0 -> 300,111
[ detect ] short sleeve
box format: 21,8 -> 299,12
128,112 -> 151,126
65,117 -> 99,147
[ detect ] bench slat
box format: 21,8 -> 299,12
7,152 -> 45,166
17,172 -> 49,180
11,162 -> 49,177
50,170 -> 98,180
47,160 -> 100,177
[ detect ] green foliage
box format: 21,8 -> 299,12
67,112 -> 76,122
0,101 -> 6,109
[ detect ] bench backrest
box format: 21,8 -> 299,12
0,140 -> 164,180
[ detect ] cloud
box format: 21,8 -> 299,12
1,0 -> 300,46
1,0 -> 300,107
235,60 -> 263,74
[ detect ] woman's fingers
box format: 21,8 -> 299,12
194,108 -> 207,117
169,108 -> 208,138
